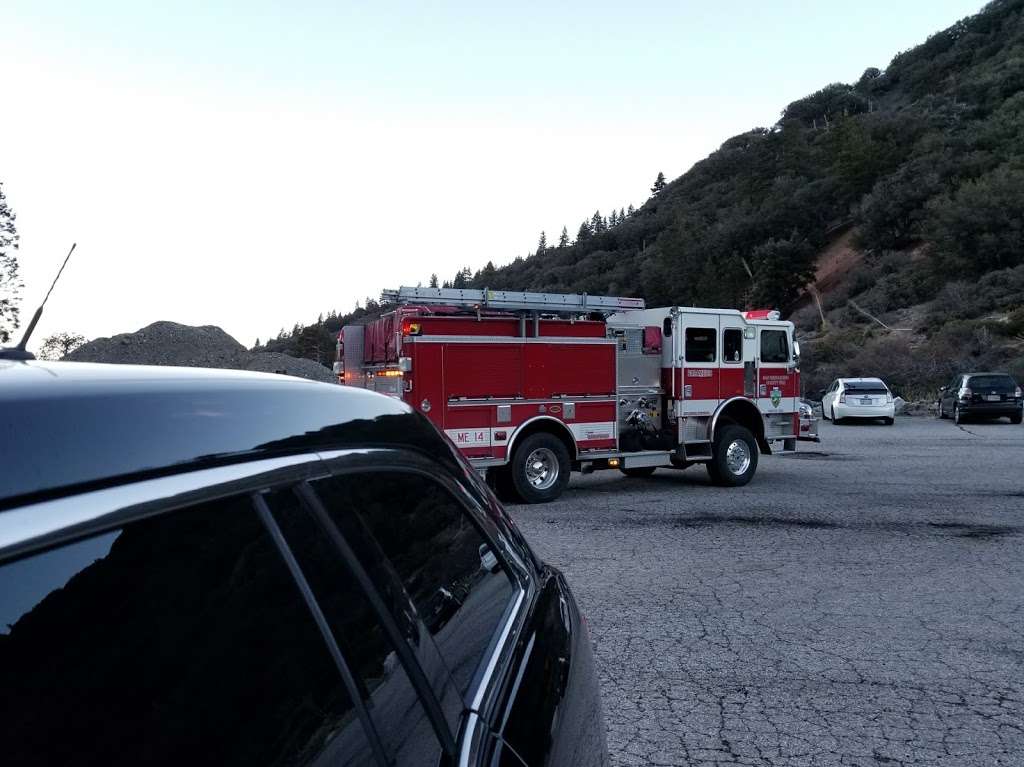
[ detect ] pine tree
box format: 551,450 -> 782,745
254,337 -> 261,348
627,203 -> 636,217
0,182 -> 21,344
577,220 -> 591,242
609,210 -> 619,227
558,226 -> 569,248
590,210 -> 605,233
619,207 -> 626,221
537,231 -> 547,255
651,172 -> 667,196
429,273 -> 439,288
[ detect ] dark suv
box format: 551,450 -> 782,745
937,372 -> 1023,424
0,361 -> 608,767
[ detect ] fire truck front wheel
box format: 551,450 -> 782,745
509,433 -> 571,504
707,425 -> 758,487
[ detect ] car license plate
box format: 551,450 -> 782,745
860,397 -> 872,405
986,394 -> 1001,401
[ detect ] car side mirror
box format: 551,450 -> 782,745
792,340 -> 801,367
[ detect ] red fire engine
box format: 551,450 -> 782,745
336,287 -> 804,503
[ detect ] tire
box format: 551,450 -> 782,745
938,401 -> 945,419
706,424 -> 758,487
953,404 -> 963,425
620,466 -> 657,478
509,432 -> 571,504
884,417 -> 894,426
1011,410 -> 1023,425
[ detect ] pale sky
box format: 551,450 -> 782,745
2,0 -> 983,350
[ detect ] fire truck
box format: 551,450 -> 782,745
335,286 -> 804,503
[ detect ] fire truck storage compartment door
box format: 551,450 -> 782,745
524,342 -> 615,399
410,343 -> 444,429
443,344 -> 522,399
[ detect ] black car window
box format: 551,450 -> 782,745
685,327 -> 716,362
265,487 -> 445,766
967,375 -> 1016,392
723,328 -> 742,363
0,495 -> 375,767
311,472 -> 516,699
760,329 -> 789,363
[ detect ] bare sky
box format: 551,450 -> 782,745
2,0 -> 983,349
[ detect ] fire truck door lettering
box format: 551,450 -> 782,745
445,429 -> 489,446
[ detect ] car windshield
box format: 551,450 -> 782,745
968,375 -> 1016,392
844,382 -> 888,394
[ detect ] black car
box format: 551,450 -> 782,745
0,361 -> 608,767
937,372 -> 1023,424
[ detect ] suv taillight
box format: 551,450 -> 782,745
839,393 -> 846,404
1016,387 -> 1022,398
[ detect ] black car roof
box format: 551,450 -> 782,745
0,361 -> 455,509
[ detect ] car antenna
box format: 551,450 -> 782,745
0,243 -> 77,362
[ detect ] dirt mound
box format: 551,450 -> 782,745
65,321 -> 336,383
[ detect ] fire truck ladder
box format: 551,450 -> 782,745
380,286 -> 645,316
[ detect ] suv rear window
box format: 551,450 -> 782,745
967,375 -> 1016,392
312,472 -> 516,698
0,495 -> 371,767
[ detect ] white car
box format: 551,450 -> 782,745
821,377 -> 895,425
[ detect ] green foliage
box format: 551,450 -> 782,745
749,237 -> 816,309
0,182 -> 21,344
925,163 -> 1024,274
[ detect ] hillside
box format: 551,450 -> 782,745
271,0 -> 1024,396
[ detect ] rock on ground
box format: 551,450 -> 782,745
64,321 -> 336,383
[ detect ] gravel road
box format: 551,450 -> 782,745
509,417 -> 1024,767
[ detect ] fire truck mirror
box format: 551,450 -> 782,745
793,340 -> 801,365
662,318 -> 672,338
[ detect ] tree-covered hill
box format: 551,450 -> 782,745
271,0 -> 1024,395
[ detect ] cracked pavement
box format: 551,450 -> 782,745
509,417 -> 1024,766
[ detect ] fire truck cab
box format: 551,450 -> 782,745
336,287 -> 803,503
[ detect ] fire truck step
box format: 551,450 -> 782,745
682,441 -> 713,460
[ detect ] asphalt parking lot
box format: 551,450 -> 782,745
510,417 -> 1024,767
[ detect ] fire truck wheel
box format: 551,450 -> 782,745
620,466 -> 657,478
510,433 -> 571,504
706,425 -> 758,487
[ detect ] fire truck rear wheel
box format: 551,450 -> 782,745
706,425 -> 758,487
510,433 -> 571,504
620,466 -> 657,478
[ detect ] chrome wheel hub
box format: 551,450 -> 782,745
725,439 -> 751,476
524,447 -> 559,490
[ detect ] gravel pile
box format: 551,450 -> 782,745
64,321 -> 336,383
